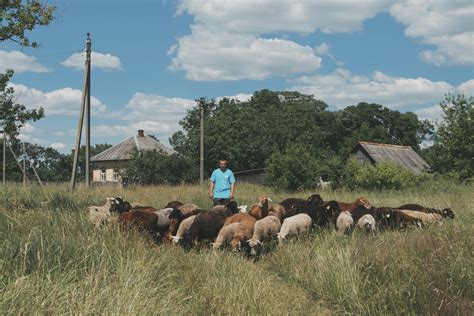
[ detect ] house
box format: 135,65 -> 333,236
349,141 -> 431,174
91,130 -> 176,184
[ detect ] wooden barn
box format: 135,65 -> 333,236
349,141 -> 431,174
91,130 -> 176,184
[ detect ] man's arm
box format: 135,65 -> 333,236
230,183 -> 235,200
209,181 -> 215,201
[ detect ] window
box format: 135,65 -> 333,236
113,170 -> 119,182
100,169 -> 106,182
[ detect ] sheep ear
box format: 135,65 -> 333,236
245,239 -> 252,243
267,198 -> 273,202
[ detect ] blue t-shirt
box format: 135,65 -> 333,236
210,168 -> 236,199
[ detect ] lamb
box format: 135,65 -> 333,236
336,211 -> 354,235
277,213 -> 312,245
247,215 -> 281,255
356,214 -> 376,233
211,223 -> 240,250
170,215 -> 197,244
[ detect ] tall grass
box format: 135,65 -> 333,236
1,182 -> 473,314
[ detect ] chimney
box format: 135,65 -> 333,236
137,130 -> 144,137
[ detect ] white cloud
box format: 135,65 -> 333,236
216,93 -> 252,102
10,83 -> 108,116
61,51 -> 123,71
177,0 -> 393,34
390,0 -> 474,66
170,0 -> 394,81
414,105 -> 443,121
458,79 -> 474,95
0,50 -> 49,73
169,30 -> 322,81
291,68 -> 457,108
53,131 -> 66,136
50,142 -> 66,150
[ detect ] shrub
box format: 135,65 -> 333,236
264,144 -> 338,191
125,150 -> 198,185
343,158 -> 429,190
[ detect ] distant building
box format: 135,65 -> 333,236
91,130 -> 176,184
349,141 -> 431,174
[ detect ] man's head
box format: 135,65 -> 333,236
218,159 -> 228,171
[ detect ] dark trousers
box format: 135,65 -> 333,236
213,198 -> 230,206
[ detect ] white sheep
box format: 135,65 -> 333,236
336,211 -> 354,235
211,222 -> 240,250
247,215 -> 281,255
398,209 -> 443,226
238,204 -> 248,213
277,213 -> 312,244
357,214 -> 376,233
170,215 -> 197,244
88,197 -> 116,227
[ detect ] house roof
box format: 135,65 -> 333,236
91,131 -> 176,162
351,141 -> 431,174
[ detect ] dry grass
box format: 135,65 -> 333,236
0,182 -> 473,314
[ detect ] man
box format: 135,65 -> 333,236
209,159 -> 236,206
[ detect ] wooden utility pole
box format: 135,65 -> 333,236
22,142 -> 26,186
70,33 -> 92,190
199,102 -> 204,185
2,130 -> 5,185
85,33 -> 91,187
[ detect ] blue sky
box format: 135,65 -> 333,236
1,0 -> 473,152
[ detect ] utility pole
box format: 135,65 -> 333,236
199,101 -> 204,185
22,142 -> 26,186
85,33 -> 91,187
2,130 -> 5,185
70,33 -> 92,190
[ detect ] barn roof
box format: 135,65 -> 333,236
351,141 -> 431,174
91,130 -> 176,162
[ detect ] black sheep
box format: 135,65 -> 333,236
279,194 -> 324,218
187,201 -> 239,246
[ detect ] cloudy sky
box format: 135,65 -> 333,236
1,0 -> 473,152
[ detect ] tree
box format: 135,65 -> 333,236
1,0 -> 56,48
1,70 -> 44,138
125,150 -> 198,185
428,94 -> 473,179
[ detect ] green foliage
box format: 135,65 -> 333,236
344,159 -> 429,190
0,0 -> 56,48
264,144 -> 339,191
1,70 -> 45,138
125,150 -> 198,185
171,90 -> 433,186
427,94 -> 474,180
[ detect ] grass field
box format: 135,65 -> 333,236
1,182 -> 473,315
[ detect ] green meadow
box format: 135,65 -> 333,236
1,183 -> 473,315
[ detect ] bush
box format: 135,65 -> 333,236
264,144 -> 338,191
125,150 -> 198,185
343,159 -> 429,190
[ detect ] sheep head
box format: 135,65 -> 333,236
442,208 -> 455,219
357,197 -> 372,209
307,194 -> 323,206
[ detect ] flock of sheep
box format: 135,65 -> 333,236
88,194 -> 455,256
